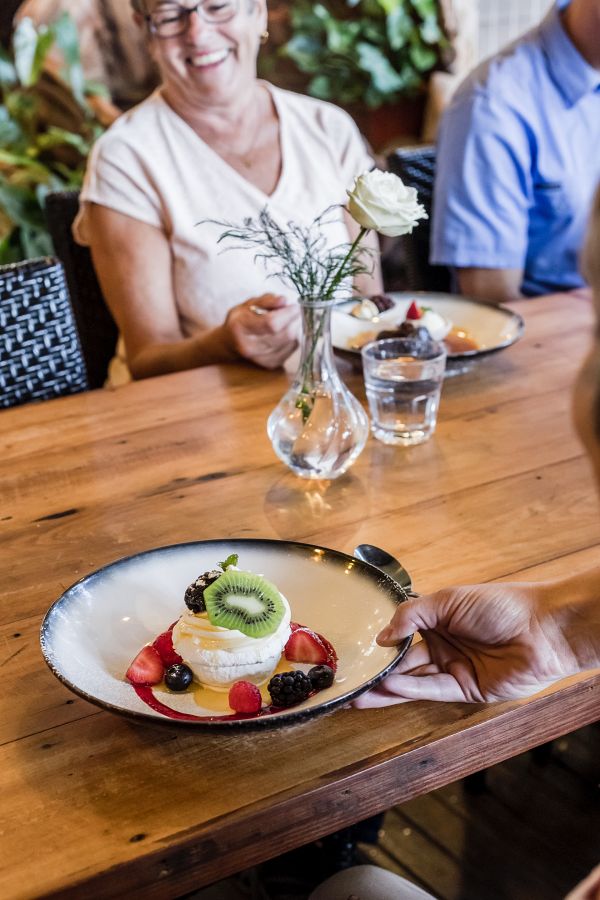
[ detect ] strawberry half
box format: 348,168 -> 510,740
285,627 -> 328,665
125,645 -> 164,685
406,301 -> 422,320
152,629 -> 183,667
228,681 -> 262,714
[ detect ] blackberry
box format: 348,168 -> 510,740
268,670 -> 312,708
184,569 -> 222,613
165,663 -> 193,692
308,664 -> 335,690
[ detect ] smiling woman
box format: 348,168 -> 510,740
73,0 -> 382,384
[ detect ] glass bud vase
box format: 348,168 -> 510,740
267,299 -> 369,479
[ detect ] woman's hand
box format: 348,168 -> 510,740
353,581 -> 582,707
224,294 -> 300,369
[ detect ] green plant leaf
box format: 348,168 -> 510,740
283,34 -> 325,73
20,222 -> 54,259
409,0 -> 439,17
409,42 -> 438,71
36,126 -> 91,155
0,47 -> 17,88
52,13 -> 86,106
386,6 -> 414,49
218,554 -> 239,571
308,74 -> 334,100
12,19 -> 40,87
84,78 -> 111,99
356,41 -> 404,93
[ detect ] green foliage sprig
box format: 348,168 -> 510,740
0,15 -> 106,263
264,0 -> 448,109
214,207 -> 373,303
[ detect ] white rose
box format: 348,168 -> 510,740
347,169 -> 428,237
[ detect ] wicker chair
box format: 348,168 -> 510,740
386,145 -> 451,293
0,257 -> 88,409
45,191 -> 118,389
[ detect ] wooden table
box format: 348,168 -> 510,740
1,292 -> 599,899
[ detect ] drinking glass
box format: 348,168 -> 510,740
361,337 -> 447,446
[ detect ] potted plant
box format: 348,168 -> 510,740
261,0 -> 451,150
0,15 -> 105,263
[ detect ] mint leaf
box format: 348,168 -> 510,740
218,553 -> 239,571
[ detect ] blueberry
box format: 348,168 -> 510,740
165,663 -> 193,692
308,665 -> 335,690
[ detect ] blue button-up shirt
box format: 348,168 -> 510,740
431,2 -> 600,296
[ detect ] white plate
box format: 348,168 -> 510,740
332,292 -> 524,360
40,539 -> 411,729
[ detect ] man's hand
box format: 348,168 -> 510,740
225,294 -> 300,369
353,581 -> 580,707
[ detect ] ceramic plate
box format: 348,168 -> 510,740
332,292 -> 524,361
41,539 -> 412,729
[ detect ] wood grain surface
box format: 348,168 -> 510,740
1,292 -> 599,899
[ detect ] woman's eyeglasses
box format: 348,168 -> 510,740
146,0 -> 239,38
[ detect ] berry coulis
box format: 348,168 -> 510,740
131,623 -> 338,722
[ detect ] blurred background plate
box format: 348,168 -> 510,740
41,539 -> 411,729
332,292 -> 524,369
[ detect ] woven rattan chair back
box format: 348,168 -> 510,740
45,191 -> 117,389
387,145 -> 451,293
0,257 -> 88,409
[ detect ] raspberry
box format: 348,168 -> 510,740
229,681 -> 262,714
268,670 -> 312,708
184,569 -> 222,613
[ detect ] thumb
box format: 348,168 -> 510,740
377,593 -> 444,645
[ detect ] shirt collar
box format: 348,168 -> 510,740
539,2 -> 600,105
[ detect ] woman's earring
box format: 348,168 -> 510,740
260,30 -> 269,45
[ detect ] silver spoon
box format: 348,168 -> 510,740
353,543 -> 417,598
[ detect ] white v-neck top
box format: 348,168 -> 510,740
76,84 -> 373,334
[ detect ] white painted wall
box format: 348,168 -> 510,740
476,0 -> 554,62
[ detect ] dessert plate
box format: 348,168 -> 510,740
41,539 -> 412,729
332,292 -> 524,361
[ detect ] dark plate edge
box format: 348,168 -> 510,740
40,538 -> 413,731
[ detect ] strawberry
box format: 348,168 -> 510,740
152,629 -> 183,667
406,301 -> 422,320
125,645 -> 164,685
228,681 -> 262,714
285,627 -> 328,665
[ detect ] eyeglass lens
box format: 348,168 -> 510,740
150,0 -> 238,36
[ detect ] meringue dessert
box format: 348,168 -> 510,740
171,557 -> 292,691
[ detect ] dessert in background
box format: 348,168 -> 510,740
350,299 -> 479,353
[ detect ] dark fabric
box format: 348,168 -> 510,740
0,256 -> 88,408
45,190 -> 117,389
0,1 -> 21,47
387,146 -> 452,293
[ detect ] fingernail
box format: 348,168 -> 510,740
377,626 -> 392,643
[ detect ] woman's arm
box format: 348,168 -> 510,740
343,209 -> 384,298
87,204 -> 299,378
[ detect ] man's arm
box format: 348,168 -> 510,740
456,266 -> 525,305
353,568 -> 600,707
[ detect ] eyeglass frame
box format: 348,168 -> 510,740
144,0 -> 240,38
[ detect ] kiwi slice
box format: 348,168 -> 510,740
203,570 -> 285,638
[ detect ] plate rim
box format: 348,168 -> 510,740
333,291 -> 525,360
40,538 -> 413,730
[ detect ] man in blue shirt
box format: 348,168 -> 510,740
431,0 -> 600,304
